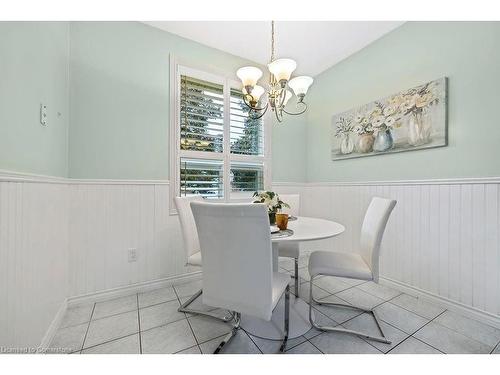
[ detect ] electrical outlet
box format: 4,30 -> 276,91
40,104 -> 47,126
128,248 -> 137,262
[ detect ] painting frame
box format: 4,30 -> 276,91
331,77 -> 448,161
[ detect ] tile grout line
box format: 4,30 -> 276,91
90,307 -> 140,323
384,335 -> 416,354
425,310 -> 500,350
410,336 -> 446,354
79,303 -> 96,353
80,332 -> 139,353
414,309 -> 498,351
173,344 -> 200,354
139,297 -> 180,310
136,294 -> 143,354
172,285 -> 202,352
303,331 -> 326,354
407,310 -> 448,353
242,330 -> 264,354
489,340 -> 499,354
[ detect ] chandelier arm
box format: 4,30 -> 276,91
274,107 -> 284,123
248,102 -> 269,120
282,101 -> 308,116
242,93 -> 268,112
277,87 -> 287,109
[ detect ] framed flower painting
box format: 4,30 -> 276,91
331,77 -> 447,161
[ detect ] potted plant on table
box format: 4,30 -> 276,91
253,191 -> 290,225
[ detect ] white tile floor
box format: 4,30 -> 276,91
50,256 -> 500,354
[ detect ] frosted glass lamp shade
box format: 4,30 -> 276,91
283,90 -> 293,106
236,66 -> 263,87
243,85 -> 265,103
268,58 -> 297,82
288,76 -> 314,96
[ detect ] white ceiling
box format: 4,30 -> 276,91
144,21 -> 404,76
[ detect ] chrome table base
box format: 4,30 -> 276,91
240,293 -> 313,340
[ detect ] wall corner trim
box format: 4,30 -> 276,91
38,299 -> 68,352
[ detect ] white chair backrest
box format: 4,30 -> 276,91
359,197 -> 396,282
174,196 -> 204,259
279,194 -> 300,217
190,202 -> 274,320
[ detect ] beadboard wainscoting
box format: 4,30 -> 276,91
68,181 -> 200,298
2,173 -> 500,348
0,179 -> 69,348
282,178 -> 500,326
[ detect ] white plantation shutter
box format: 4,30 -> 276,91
180,158 -> 224,199
180,75 -> 224,153
230,88 -> 264,156
230,162 -> 264,196
175,66 -> 269,203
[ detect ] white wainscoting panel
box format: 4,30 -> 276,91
0,181 -> 69,348
68,182 -> 195,298
292,181 -> 500,319
2,175 -> 499,348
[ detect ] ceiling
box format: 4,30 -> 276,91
144,21 -> 404,76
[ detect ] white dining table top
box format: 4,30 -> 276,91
272,216 -> 345,242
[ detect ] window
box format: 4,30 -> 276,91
170,61 -> 270,211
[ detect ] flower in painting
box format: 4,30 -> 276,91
370,107 -> 383,118
399,95 -> 415,112
353,124 -> 363,134
415,93 -> 433,108
383,104 -> 397,116
385,116 -> 396,127
372,116 -> 385,128
361,117 -> 369,125
354,114 -> 364,123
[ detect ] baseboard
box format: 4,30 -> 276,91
38,299 -> 68,352
67,271 -> 202,307
380,277 -> 500,329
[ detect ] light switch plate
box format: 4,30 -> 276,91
40,104 -> 47,126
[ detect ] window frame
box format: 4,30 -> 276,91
169,55 -> 272,214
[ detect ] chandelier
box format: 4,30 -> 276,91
236,21 -> 314,123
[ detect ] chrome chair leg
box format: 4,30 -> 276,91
308,276 -> 391,344
279,285 -> 290,353
214,312 -> 240,354
213,286 -> 291,354
178,289 -> 233,322
294,258 -> 299,297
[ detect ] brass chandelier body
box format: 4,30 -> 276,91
236,21 -> 314,123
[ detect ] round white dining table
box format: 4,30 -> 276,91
240,216 -> 345,340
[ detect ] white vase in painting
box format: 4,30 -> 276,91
407,111 -> 432,146
340,133 -> 354,154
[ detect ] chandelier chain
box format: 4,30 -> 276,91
271,20 -> 275,62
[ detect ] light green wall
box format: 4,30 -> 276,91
272,115 -> 307,182
5,22 -> 495,184
306,21 -> 500,182
68,21 -> 300,181
0,22 -> 70,177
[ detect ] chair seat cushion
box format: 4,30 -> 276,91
308,250 -> 373,280
272,272 -> 291,311
278,242 -> 300,259
187,252 -> 202,267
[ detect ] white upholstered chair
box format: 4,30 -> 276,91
191,201 -> 291,353
277,194 -> 301,295
308,197 -> 397,344
174,196 -> 231,322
